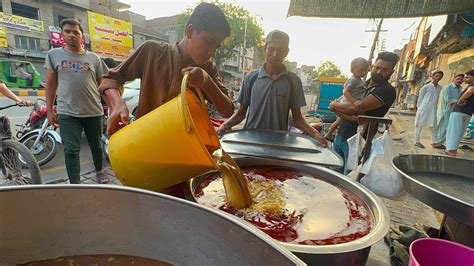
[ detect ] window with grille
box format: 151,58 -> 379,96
11,2 -> 39,20
53,7 -> 74,27
14,35 -> 41,51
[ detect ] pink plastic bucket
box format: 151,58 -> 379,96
409,238 -> 474,266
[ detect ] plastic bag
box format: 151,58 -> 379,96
347,164 -> 362,182
360,130 -> 405,199
346,127 -> 365,171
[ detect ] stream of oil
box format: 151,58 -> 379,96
212,149 -> 252,209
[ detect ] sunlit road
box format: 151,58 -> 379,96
0,96 -> 106,183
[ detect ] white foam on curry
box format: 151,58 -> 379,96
198,179 -> 226,208
283,176 -> 349,242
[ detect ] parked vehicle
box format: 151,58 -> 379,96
307,76 -> 346,117
17,99 -> 61,166
0,59 -> 42,89
123,79 -> 140,117
0,103 -> 42,186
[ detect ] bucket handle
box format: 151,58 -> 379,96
180,72 -> 207,133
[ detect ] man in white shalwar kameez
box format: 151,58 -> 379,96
432,74 -> 464,149
414,71 -> 444,148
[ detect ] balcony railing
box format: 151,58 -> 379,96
0,47 -> 47,59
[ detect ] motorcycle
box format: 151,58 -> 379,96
16,99 -> 61,166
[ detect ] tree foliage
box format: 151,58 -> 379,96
177,1 -> 265,68
305,69 -> 318,80
316,61 -> 346,78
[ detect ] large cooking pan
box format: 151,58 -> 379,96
0,185 -> 303,265
392,154 -> 474,227
186,157 -> 390,266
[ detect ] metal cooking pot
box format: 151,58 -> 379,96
392,154 -> 473,227
186,157 -> 390,266
0,185 -> 303,265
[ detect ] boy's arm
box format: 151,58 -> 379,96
335,111 -> 359,123
100,41 -> 158,135
183,67 -> 233,118
343,86 -> 357,103
99,41 -> 153,96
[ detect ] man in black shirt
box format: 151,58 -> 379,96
329,52 -> 399,172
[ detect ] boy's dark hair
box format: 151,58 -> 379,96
186,3 -> 231,37
432,70 -> 444,77
454,73 -> 465,79
60,18 -> 84,34
376,52 -> 399,68
465,69 -> 474,76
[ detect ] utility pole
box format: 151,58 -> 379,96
367,18 -> 385,65
241,18 -> 247,80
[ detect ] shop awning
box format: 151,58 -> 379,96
447,48 -> 474,68
287,0 -> 474,18
314,77 -> 347,83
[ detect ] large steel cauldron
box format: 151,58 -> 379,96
0,185 -> 303,265
186,157 -> 390,266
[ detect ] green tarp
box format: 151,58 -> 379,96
287,0 -> 474,18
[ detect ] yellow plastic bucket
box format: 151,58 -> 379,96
108,73 -> 220,191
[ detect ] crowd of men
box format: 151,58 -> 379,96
414,70 -> 474,156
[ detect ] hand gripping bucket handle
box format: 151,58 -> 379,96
180,72 -> 206,133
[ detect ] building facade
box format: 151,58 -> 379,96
395,13 -> 473,94
0,0 -> 151,79
146,15 -> 181,44
0,0 -> 91,77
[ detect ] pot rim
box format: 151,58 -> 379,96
0,184 -> 303,263
185,157 -> 390,254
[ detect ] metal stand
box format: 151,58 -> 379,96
356,115 -> 392,182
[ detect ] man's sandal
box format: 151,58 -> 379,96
439,150 -> 456,157
96,172 -> 110,184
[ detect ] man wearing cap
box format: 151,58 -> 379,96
217,30 -> 327,146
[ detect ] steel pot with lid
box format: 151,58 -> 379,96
0,185 -> 303,265
220,129 -> 344,172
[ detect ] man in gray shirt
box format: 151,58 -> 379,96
45,18 -> 109,184
217,30 -> 327,146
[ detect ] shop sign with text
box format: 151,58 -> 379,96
0,12 -> 43,32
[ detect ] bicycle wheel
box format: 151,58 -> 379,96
21,132 -> 58,166
0,139 -> 42,186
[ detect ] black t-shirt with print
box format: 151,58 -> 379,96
338,80 -> 396,139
